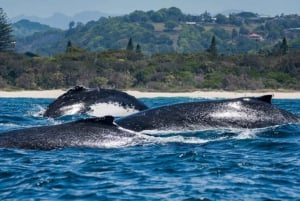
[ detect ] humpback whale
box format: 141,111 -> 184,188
43,86 -> 148,118
0,116 -> 140,150
116,95 -> 300,132
1,95 -> 299,150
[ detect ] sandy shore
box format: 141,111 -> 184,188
0,90 -> 66,99
1,89 -> 300,99
126,90 -> 300,99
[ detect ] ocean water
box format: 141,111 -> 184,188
0,97 -> 300,200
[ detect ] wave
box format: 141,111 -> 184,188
123,124 -> 300,148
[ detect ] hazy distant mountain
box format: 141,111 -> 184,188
11,11 -> 113,29
12,19 -> 56,38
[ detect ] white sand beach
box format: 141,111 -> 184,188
126,90 -> 300,99
1,89 -> 300,99
0,90 -> 66,99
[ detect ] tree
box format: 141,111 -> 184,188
128,10 -> 148,22
207,35 -> 218,56
215,14 -> 228,24
136,44 -> 142,54
66,40 -> 73,53
236,12 -> 257,19
165,7 -> 184,21
65,40 -> 86,54
149,11 -> 164,22
69,21 -> 75,29
280,37 -> 288,55
126,38 -> 134,51
0,8 -> 13,51
231,28 -> 239,39
202,11 -> 212,23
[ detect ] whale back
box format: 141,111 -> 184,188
0,116 -> 137,150
43,86 -> 148,118
116,95 -> 300,132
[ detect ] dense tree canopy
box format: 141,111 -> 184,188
0,49 -> 299,91
0,8 -> 13,51
12,8 -> 300,56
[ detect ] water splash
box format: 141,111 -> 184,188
26,104 -> 46,117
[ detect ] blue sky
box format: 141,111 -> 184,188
1,0 -> 299,18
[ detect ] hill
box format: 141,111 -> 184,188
11,11 -> 112,29
14,8 -> 300,56
12,19 -> 56,38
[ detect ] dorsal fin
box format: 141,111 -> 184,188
255,95 -> 273,104
69,85 -> 86,92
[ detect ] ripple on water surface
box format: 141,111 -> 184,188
0,98 -> 300,200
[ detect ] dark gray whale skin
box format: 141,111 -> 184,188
43,86 -> 148,118
116,95 -> 300,132
0,116 -> 137,150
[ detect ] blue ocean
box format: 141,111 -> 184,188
0,97 -> 300,200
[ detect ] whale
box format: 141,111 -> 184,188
43,86 -> 148,118
0,116 -> 140,150
116,95 -> 300,132
2,95 -> 299,150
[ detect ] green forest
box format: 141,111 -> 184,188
1,7 -> 300,91
1,47 -> 300,91
13,7 -> 300,56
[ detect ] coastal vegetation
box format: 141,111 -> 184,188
1,47 -> 299,91
1,7 -> 300,91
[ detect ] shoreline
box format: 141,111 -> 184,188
1,90 -> 300,99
